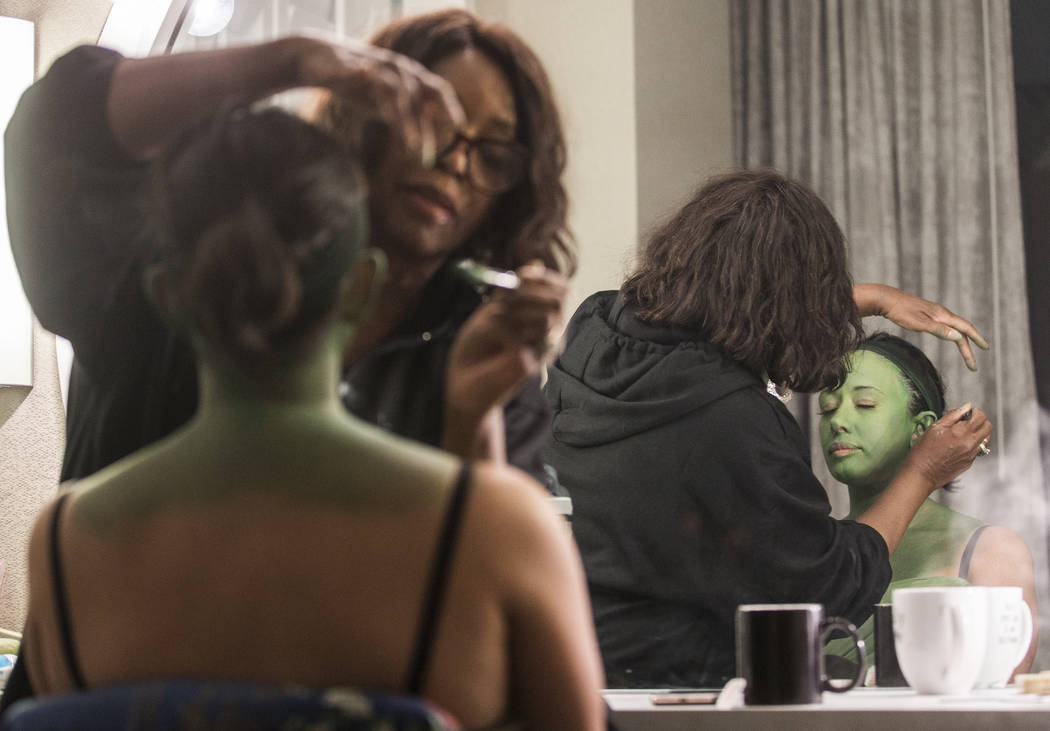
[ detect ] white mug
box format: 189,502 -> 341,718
974,586 -> 1033,688
892,586 -> 988,694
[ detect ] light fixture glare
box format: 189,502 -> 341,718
188,0 -> 235,37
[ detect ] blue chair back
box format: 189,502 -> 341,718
0,679 -> 460,730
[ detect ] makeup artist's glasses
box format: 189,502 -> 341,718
436,131 -> 528,194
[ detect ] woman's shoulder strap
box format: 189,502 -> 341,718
404,462 -> 474,695
47,491 -> 87,690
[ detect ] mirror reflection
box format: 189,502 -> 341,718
1,1 -> 1047,723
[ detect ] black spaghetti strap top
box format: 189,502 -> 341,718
49,492 -> 87,690
405,462 -> 474,695
958,524 -> 990,581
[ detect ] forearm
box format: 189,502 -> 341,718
853,283 -> 892,318
857,468 -> 936,554
107,37 -> 305,159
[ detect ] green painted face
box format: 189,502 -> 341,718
818,350 -> 934,490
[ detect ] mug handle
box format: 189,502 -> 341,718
820,617 -> 867,692
1011,599 -> 1034,668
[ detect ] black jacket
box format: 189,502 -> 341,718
543,291 -> 890,688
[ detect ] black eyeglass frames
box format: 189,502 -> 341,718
435,131 -> 528,193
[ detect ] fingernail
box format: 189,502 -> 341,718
946,329 -> 962,341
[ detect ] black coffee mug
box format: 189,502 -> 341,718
736,603 -> 866,705
873,603 -> 908,687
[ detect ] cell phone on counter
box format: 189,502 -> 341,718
649,691 -> 719,705
453,259 -> 521,291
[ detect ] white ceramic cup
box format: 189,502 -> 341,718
892,586 -> 988,694
974,586 -> 1033,688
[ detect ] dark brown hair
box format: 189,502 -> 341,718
622,168 -> 861,392
323,9 -> 574,273
149,106 -> 367,369
857,332 -> 947,417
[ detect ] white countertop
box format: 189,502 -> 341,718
604,686 -> 1050,730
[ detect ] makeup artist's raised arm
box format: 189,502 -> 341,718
853,283 -> 989,371
107,37 -> 462,160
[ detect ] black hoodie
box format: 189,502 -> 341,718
543,291 -> 890,688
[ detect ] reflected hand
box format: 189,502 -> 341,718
294,36 -> 464,166
904,403 -> 993,490
865,284 -> 990,371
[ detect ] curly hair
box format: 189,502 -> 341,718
622,168 -> 861,392
149,105 -> 367,370
320,8 -> 573,274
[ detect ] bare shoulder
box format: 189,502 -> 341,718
968,525 -> 1035,588
464,463 -> 579,575
466,464 -> 606,730
467,463 -> 567,532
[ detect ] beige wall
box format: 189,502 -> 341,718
0,0 -> 110,632
634,0 -> 732,238
475,0 -> 640,316
474,0 -> 733,317
0,0 -> 111,75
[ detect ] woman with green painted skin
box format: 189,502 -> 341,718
819,333 -> 1037,679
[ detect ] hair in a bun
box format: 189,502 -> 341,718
149,105 -> 366,368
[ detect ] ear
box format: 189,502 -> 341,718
336,247 -> 388,325
909,411 -> 938,447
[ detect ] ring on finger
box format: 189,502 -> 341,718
978,438 -> 991,457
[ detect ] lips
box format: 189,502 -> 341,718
401,183 -> 457,225
827,442 -> 859,458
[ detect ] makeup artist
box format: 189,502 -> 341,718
5,9 -> 569,488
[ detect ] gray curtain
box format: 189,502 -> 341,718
732,0 -> 1049,670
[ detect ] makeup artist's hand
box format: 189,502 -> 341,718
442,262 -> 567,460
904,403 -> 993,490
853,283 -> 990,371
859,403 -> 993,553
295,36 -> 464,165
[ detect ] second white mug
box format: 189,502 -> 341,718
975,586 -> 1033,688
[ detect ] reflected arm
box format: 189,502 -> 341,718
966,526 -> 1039,676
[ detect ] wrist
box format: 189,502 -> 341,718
441,404 -> 503,461
854,283 -> 889,317
896,460 -> 940,497
441,402 -> 486,456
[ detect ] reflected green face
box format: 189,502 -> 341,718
818,351 -> 928,489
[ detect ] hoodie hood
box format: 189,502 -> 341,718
545,291 -> 761,447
